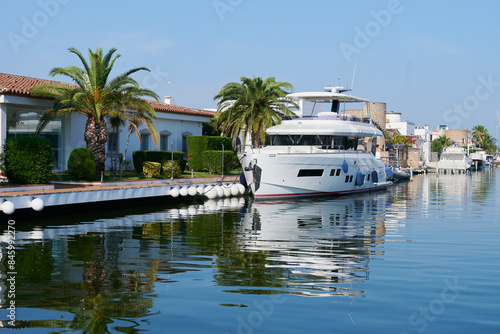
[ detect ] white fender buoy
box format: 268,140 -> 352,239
196,185 -> 205,195
236,184 -> 246,195
31,197 -> 44,211
170,187 -> 180,198
2,200 -> 15,215
222,186 -> 231,197
179,187 -> 189,197
188,186 -> 197,197
230,184 -> 240,196
215,185 -> 223,198
206,186 -> 218,199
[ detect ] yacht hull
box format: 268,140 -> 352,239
239,148 -> 390,198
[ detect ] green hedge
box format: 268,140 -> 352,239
162,161 -> 182,178
202,150 -> 237,175
68,148 -> 96,180
187,136 -> 232,172
143,161 -> 161,178
133,150 -> 185,173
1,136 -> 53,184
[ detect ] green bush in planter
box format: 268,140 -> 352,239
161,160 -> 182,178
68,148 -> 96,180
133,150 -> 186,173
143,161 -> 161,178
1,136 -> 53,184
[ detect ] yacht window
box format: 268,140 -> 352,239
345,175 -> 349,183
346,137 -> 358,150
330,169 -> 340,176
349,175 -> 353,182
298,169 -> 324,177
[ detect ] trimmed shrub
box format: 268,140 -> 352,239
143,161 -> 161,178
133,150 -> 185,173
68,148 -> 96,180
187,136 -> 232,172
1,136 -> 53,184
162,161 -> 182,178
202,150 -> 237,175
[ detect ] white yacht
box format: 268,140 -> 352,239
238,86 -> 392,199
425,146 -> 472,172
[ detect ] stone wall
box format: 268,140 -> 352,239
407,149 -> 420,169
346,102 -> 387,150
445,129 -> 469,146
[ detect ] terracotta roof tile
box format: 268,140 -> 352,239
0,72 -> 215,118
0,72 -> 74,95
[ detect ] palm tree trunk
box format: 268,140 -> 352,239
112,124 -> 119,177
120,126 -> 133,178
85,116 -> 108,177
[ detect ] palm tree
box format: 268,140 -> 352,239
431,135 -> 452,158
119,109 -> 159,177
214,77 -> 298,147
472,125 -> 488,148
30,47 -> 159,176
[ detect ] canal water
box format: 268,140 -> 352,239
1,169 -> 499,333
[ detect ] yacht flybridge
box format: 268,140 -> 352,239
238,86 -> 393,198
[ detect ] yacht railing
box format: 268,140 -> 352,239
284,114 -> 372,124
237,144 -> 366,155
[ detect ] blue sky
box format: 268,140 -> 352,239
2,0 -> 500,137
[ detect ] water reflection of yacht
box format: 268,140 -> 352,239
425,146 -> 472,171
237,193 -> 391,297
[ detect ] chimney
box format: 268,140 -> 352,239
164,96 -> 175,105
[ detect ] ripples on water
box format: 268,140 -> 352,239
1,170 -> 499,333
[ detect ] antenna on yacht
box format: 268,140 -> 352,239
350,63 -> 357,92
496,101 -> 499,157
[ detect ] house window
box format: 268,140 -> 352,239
107,132 -> 118,153
141,134 -> 150,151
6,107 -> 64,170
160,134 -> 169,151
182,136 -> 188,154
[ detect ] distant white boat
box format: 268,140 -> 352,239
425,146 -> 472,171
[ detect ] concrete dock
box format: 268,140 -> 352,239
0,176 -> 243,217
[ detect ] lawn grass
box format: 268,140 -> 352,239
49,169 -> 241,183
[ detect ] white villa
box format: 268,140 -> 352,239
0,73 -> 215,171
386,112 -> 415,136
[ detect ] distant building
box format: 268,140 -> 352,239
415,125 -> 432,162
431,125 -> 472,147
386,112 -> 415,136
0,73 -> 214,171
